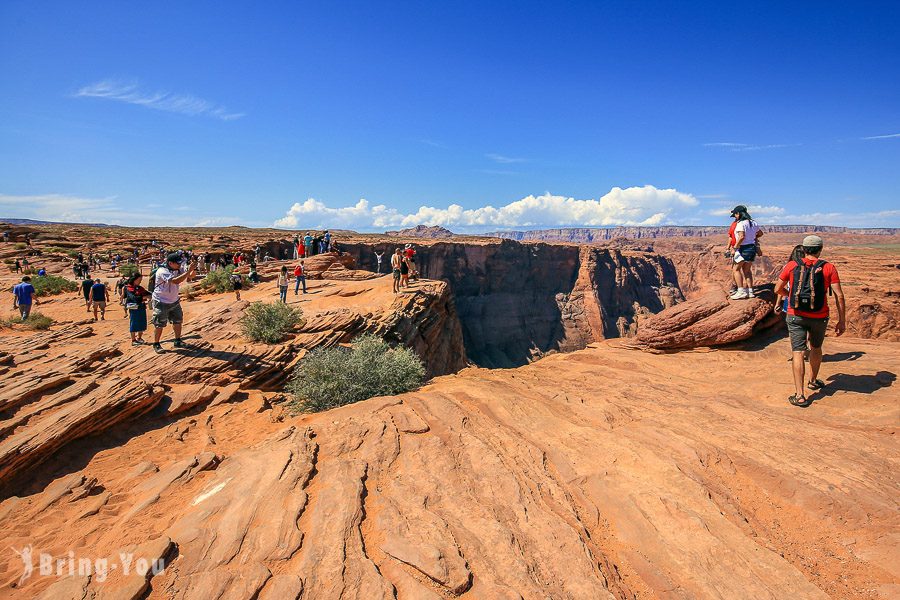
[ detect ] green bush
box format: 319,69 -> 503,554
1,312 -> 53,330
66,249 -> 81,258
15,242 -> 26,250
239,301 -> 304,344
31,275 -> 78,297
200,266 -> 236,293
119,264 -> 141,278
287,334 -> 425,413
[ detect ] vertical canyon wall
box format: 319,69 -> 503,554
341,240 -> 683,367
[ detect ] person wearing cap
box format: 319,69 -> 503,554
774,235 -> 846,406
150,252 -> 196,353
728,205 -> 763,300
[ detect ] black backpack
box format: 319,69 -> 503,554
147,267 -> 159,293
790,259 -> 828,312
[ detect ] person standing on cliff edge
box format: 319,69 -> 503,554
774,235 -> 846,407
728,205 -> 764,299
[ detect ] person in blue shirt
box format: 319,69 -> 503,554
12,276 -> 39,320
90,278 -> 110,321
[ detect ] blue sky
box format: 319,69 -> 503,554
1,1 -> 898,230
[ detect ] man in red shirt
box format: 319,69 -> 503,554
774,235 -> 846,406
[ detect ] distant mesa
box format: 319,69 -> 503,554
385,224 -> 455,238
0,217 -> 118,227
489,225 -> 900,241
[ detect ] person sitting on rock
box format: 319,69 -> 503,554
151,252 -> 196,353
729,205 -> 764,299
774,235 -> 846,407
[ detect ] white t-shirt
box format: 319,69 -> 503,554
152,267 -> 181,304
734,220 -> 760,245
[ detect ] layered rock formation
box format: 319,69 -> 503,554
635,286 -> 780,350
0,275 -> 464,493
1,337 -> 897,598
341,240 -> 683,367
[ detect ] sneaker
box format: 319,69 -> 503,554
131,340 -> 141,347
747,289 -> 756,298
173,338 -> 184,349
153,343 -> 164,354
730,290 -> 749,300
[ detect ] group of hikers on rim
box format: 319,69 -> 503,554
726,205 -> 846,408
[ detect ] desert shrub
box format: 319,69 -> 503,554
239,301 -> 304,344
119,264 -> 140,279
31,275 -> 78,296
1,312 -> 53,330
66,249 -> 81,258
15,242 -> 26,249
200,266 -> 235,293
287,334 -> 425,413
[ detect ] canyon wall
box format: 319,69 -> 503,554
341,240 -> 682,367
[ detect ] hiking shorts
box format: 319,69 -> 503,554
734,244 -> 757,263
152,300 -> 183,328
92,301 -> 107,310
787,314 -> 828,351
392,268 -> 401,280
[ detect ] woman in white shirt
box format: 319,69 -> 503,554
729,205 -> 764,299
277,266 -> 289,303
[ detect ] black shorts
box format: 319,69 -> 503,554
787,314 -> 828,351
232,282 -> 242,290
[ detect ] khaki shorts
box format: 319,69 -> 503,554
152,300 -> 183,327
92,301 -> 107,310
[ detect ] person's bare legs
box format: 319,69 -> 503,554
742,262 -> 754,291
732,262 -> 744,289
92,302 -> 99,320
173,323 -> 183,340
154,326 -> 164,344
791,350 -> 806,399
807,344 -> 823,385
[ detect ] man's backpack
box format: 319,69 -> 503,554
147,267 -> 159,293
790,259 -> 828,312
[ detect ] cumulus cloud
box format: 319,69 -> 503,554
274,185 -> 700,230
75,79 -> 244,121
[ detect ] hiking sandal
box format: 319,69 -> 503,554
788,394 -> 808,407
807,379 -> 825,390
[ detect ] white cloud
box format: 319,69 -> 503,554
703,142 -> 799,152
486,153 -> 528,164
75,80 -> 244,121
0,193 -> 249,227
861,132 -> 900,140
274,185 -> 700,230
